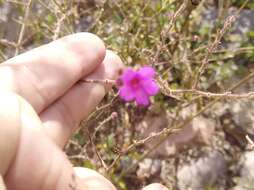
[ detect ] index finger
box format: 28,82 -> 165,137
0,33 -> 106,113
0,175 -> 6,190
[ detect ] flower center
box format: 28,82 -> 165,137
130,77 -> 140,88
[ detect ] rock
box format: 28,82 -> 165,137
240,151 -> 254,181
211,75 -> 254,147
0,3 -> 9,22
200,6 -> 254,49
0,3 -> 19,42
214,99 -> 254,146
233,151 -> 254,190
160,160 -> 176,188
230,8 -> 254,37
229,100 -> 254,135
137,158 -> 161,179
201,7 -> 254,36
177,151 -> 226,190
139,112 -> 215,156
192,116 -> 216,144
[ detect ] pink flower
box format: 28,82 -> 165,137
118,66 -> 159,106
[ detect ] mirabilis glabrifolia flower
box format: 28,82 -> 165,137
117,66 -> 160,106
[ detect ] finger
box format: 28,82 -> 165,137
142,183 -> 168,190
0,175 -> 6,190
0,98 -> 114,190
0,91 -> 21,176
74,167 -> 116,190
0,33 -> 106,113
3,95 -> 87,190
40,50 -> 123,147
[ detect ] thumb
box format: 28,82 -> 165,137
0,175 -> 6,190
0,91 -> 21,176
74,167 -> 116,190
142,183 -> 168,190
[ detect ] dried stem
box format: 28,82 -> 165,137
51,0 -> 74,34
79,112 -> 117,171
192,15 -> 236,88
53,14 -> 66,40
192,0 -> 250,88
153,0 -> 188,65
15,0 -> 32,56
0,39 -> 17,48
85,128 -> 108,170
0,50 -> 7,62
107,127 -> 179,172
84,112 -> 117,149
92,113 -> 116,140
6,0 -> 26,5
162,0 -> 188,37
80,79 -> 116,85
167,88 -> 254,99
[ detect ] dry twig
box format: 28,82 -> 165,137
192,15 -> 236,88
192,0 -> 250,88
167,88 -> 254,99
80,79 -> 116,85
15,0 -> 32,56
85,128 -> 108,170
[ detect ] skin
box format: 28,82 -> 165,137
0,33 -> 168,190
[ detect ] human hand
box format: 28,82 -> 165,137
0,33 -> 167,190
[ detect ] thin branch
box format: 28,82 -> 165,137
192,15 -> 236,88
83,112 -> 117,149
0,50 -> 7,61
15,0 -> 32,56
85,128 -> 108,170
213,46 -> 254,54
107,127 -> 179,172
38,0 -> 54,12
192,0 -> 250,88
162,0 -> 188,37
6,0 -> 27,5
167,88 -> 254,99
53,14 -> 66,40
0,39 -> 17,48
51,0 -> 74,34
80,79 -> 116,85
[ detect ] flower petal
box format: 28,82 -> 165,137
138,66 -> 155,78
120,68 -> 136,84
142,79 -> 160,95
134,89 -> 150,106
119,86 -> 135,101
